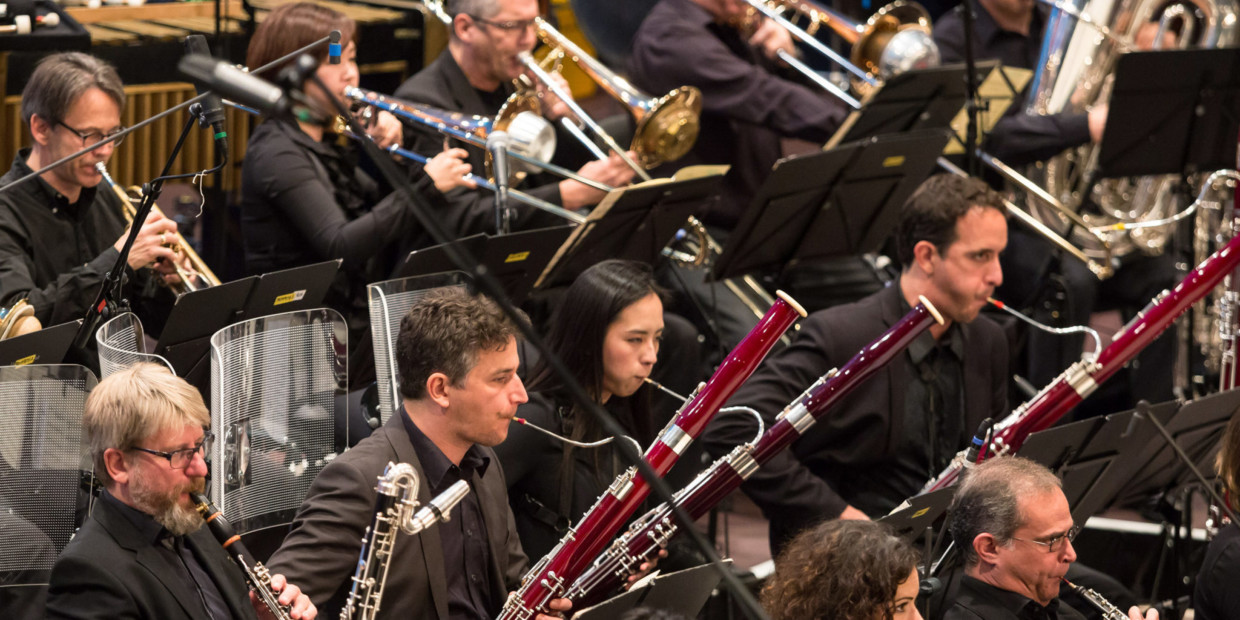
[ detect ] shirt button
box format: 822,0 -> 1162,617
470,574 -> 480,583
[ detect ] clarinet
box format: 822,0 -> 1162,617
193,493 -> 293,620
1062,578 -> 1130,620
566,298 -> 943,606
497,292 -> 806,620
341,462 -> 470,620
922,188 -> 1240,494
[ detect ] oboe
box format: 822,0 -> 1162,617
1062,578 -> 1130,620
193,493 -> 292,620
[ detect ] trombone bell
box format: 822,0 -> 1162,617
854,2 -> 940,80
632,86 -> 702,169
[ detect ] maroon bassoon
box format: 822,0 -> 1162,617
564,297 -> 944,606
497,292 -> 806,620
924,198 -> 1240,493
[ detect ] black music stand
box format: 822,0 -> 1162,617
880,487 -> 957,541
712,131 -> 949,283
237,260 -> 341,320
573,561 -> 727,620
1097,49 -> 1240,179
397,225 -> 574,305
154,276 -> 258,389
0,320 -> 81,366
534,175 -> 723,290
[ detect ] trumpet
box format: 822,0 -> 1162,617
95,163 -> 221,294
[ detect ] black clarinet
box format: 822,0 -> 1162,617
193,493 -> 293,620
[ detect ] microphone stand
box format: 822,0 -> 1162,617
310,70 -> 770,620
960,0 -> 983,176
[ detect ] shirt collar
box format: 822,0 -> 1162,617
898,294 -> 964,365
961,575 -> 1064,619
12,148 -> 99,214
399,403 -> 491,488
101,487 -> 175,546
974,2 -> 1047,48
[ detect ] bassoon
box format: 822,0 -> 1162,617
565,297 -> 943,605
497,292 -> 806,619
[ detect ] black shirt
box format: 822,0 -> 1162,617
933,5 -> 1091,165
945,575 -> 1088,620
1194,521 -> 1240,620
400,410 -> 496,619
0,149 -> 166,328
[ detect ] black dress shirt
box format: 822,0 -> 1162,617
0,150 -> 170,331
933,5 -> 1091,165
944,575 -> 1088,620
400,411 -> 495,619
99,490 -> 236,620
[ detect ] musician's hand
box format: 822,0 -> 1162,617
1088,104 -> 1108,143
118,211 -> 180,272
624,548 -> 668,589
838,505 -> 871,521
364,110 -> 403,150
1127,607 -> 1157,620
749,17 -> 796,61
254,573 -> 317,619
558,151 -> 639,210
533,597 -> 572,620
425,146 -> 477,192
534,70 -> 574,121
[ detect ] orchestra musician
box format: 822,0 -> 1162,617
702,174 -> 1010,555
44,362 -> 317,619
1193,409 -> 1240,619
942,456 -> 1154,620
264,288 -> 571,620
240,2 -> 476,388
760,520 -> 923,620
0,53 -> 191,348
394,0 -> 638,222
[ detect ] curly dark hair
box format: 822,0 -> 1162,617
761,520 -> 920,620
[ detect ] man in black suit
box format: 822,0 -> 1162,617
266,288 -> 570,620
45,362 -> 316,619
702,174 -> 1011,555
394,0 -> 636,230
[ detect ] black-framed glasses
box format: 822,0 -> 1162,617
56,120 -> 126,147
1013,524 -> 1081,554
130,432 -> 214,469
468,14 -> 538,33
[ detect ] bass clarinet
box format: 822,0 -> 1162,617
566,297 -> 943,606
923,170 -> 1240,493
193,493 -> 293,620
341,462 -> 470,620
498,291 -> 806,620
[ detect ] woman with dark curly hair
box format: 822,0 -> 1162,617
761,519 -> 923,620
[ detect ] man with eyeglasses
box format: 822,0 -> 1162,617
0,52 -> 191,343
45,362 -> 317,619
942,456 -> 1155,620
394,0 -> 638,222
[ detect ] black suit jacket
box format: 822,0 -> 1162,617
702,284 -> 1009,550
394,50 -> 565,235
265,412 -> 528,620
45,494 -> 258,620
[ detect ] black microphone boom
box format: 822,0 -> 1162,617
183,35 -> 229,151
178,54 -> 327,125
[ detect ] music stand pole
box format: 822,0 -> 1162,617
1133,400 -> 1240,525
959,0 -> 982,175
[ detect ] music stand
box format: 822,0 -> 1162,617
397,225 -> 574,305
572,560 -> 728,620
943,65 -> 1032,155
237,260 -> 340,320
154,276 -> 258,389
712,131 -> 949,283
881,487 -> 956,541
1097,49 -> 1240,179
826,61 -> 997,149
534,175 -> 723,289
0,320 -> 81,366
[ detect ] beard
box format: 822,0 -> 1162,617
130,473 -> 207,536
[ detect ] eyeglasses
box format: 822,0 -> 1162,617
56,120 -> 126,147
1012,524 -> 1081,554
130,432 -> 214,470
468,14 -> 538,33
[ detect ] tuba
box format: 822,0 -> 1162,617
1024,0 -> 1240,258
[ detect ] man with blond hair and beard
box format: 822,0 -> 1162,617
45,362 -> 316,619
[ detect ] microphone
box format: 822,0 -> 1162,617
328,30 -> 342,64
178,54 -> 327,126
487,130 -> 513,233
183,35 -> 228,151
963,418 -> 993,465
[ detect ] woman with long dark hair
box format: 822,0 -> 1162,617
495,259 -> 665,561
762,519 -> 923,620
1194,411 -> 1240,620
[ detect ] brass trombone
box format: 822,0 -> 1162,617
96,163 -> 221,294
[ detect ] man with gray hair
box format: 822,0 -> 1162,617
943,456 -> 1154,620
0,52 -> 191,335
45,362 -> 316,619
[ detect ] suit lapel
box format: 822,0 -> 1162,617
186,530 -> 259,620
879,285 -> 910,449
384,414 -> 451,620
94,501 -> 211,620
